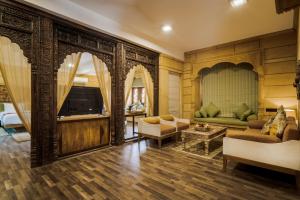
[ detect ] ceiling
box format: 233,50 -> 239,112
24,0 -> 294,60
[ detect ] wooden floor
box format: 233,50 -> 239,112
0,135 -> 299,200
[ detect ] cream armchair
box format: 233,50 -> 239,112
137,117 -> 177,148
159,115 -> 190,132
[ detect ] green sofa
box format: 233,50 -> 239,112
194,102 -> 258,129
194,117 -> 249,128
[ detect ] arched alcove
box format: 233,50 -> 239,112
0,36 -> 32,165
124,64 -> 154,116
198,62 -> 259,117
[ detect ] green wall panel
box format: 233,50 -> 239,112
201,62 -> 258,117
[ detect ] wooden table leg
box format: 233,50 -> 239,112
158,139 -> 162,149
132,115 -> 135,136
223,156 -> 227,171
204,140 -> 209,156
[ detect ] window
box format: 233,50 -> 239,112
132,87 -> 145,104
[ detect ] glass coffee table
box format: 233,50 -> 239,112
181,126 -> 227,156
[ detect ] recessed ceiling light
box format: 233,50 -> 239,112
162,25 -> 172,33
230,0 -> 247,7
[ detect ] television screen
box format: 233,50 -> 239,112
58,86 -> 103,116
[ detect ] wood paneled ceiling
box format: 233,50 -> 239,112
24,0 -> 293,60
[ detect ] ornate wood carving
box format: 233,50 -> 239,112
0,0 -> 159,166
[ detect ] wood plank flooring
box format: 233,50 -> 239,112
0,135 -> 299,200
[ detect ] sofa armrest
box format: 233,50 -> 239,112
160,119 -> 176,127
282,124 -> 300,142
248,120 -> 266,129
176,118 -> 190,125
138,119 -> 161,136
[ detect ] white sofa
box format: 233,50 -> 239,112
160,117 -> 190,132
137,116 -> 190,148
223,137 -> 300,190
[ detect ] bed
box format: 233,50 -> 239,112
0,103 -> 23,128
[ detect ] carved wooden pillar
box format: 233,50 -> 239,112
114,42 -> 125,145
33,17 -> 56,166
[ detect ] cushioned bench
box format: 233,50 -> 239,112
194,117 -> 248,128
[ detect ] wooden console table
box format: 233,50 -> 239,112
57,114 -> 110,156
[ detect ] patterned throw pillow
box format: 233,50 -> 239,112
233,103 -> 249,119
200,106 -> 208,118
269,106 -> 287,138
261,117 -> 274,135
205,102 -> 220,118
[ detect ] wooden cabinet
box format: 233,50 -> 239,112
57,115 -> 110,156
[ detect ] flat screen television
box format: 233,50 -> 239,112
58,86 -> 103,116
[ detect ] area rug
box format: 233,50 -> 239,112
12,132 -> 31,142
0,128 -> 8,137
169,129 -> 244,159
170,138 -> 223,159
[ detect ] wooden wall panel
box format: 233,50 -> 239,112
184,30 -> 298,119
264,61 -> 296,74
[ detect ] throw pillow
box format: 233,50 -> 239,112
144,117 -> 160,124
233,103 -> 249,119
261,117 -> 274,135
269,106 -> 287,138
205,102 -> 220,117
240,109 -> 252,121
247,114 -> 258,121
194,111 -> 201,118
199,107 -> 208,118
160,115 -> 175,121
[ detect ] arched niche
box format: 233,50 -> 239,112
193,61 -> 264,119
56,51 -> 112,114
124,64 -> 154,116
0,35 -> 32,163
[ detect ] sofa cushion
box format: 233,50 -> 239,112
160,124 -> 176,135
233,103 -> 249,119
248,120 -> 266,129
282,123 -> 300,142
200,106 -> 208,118
194,117 -> 248,126
177,122 -> 189,131
194,111 -> 201,118
160,115 -> 174,121
205,102 -> 220,117
144,117 -> 160,124
240,109 -> 252,121
226,129 -> 281,143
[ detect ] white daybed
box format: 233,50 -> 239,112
0,103 -> 23,128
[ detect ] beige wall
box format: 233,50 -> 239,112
159,54 -> 184,116
183,29 -> 297,119
73,74 -> 98,87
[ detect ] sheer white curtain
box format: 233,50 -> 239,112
92,55 -> 111,114
139,66 -> 154,116
0,36 -> 31,132
125,65 -> 154,116
124,68 -> 136,105
57,53 -> 82,113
